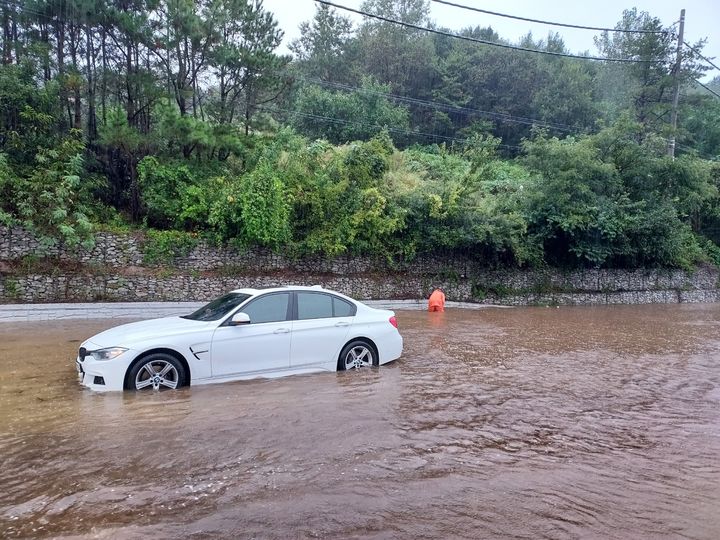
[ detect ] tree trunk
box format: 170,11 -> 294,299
55,15 -> 65,77
86,26 -> 97,141
55,11 -> 71,127
2,6 -> 12,64
191,52 -> 197,118
100,27 -> 107,124
219,68 -> 227,123
11,10 -> 19,63
142,49 -> 152,133
129,155 -> 140,222
70,26 -> 81,129
126,41 -> 135,124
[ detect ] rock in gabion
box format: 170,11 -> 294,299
1,227 -> 719,305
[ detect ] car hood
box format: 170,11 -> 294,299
84,316 -> 213,349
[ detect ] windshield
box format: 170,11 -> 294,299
182,292 -> 251,321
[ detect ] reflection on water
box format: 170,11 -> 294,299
1,305 -> 720,539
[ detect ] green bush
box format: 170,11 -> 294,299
1,134 -> 97,250
238,158 -> 291,248
142,230 -> 199,265
520,126 -> 717,268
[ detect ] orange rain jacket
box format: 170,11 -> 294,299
428,289 -> 446,312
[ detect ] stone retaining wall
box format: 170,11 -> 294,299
2,227 -> 720,305
3,270 -> 719,306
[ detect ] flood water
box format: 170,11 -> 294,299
1,304 -> 720,539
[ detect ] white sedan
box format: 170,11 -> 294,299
76,286 -> 403,391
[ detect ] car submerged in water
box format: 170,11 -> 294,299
76,286 -> 403,391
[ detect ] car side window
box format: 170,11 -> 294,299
333,297 -> 355,317
297,292 -> 356,320
297,292 -> 333,320
242,293 -> 290,324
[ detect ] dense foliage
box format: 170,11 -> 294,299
1,0 -> 719,268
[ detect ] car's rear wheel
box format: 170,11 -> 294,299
338,340 -> 376,370
128,353 -> 185,391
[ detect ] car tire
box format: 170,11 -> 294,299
338,340 -> 377,371
127,353 -> 186,391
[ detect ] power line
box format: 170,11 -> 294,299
258,105 -> 523,150
430,0 -> 671,35
0,0 -> 99,25
277,55 -> 588,134
4,0 -> 702,142
259,105 -> 467,144
683,41 -> 720,72
0,0 -> 55,19
315,0 -> 661,64
694,79 -> 720,100
675,142 -> 717,161
294,74 -> 581,133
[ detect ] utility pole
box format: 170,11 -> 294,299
667,9 -> 685,159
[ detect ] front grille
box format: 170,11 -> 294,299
78,347 -> 87,362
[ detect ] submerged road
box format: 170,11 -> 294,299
1,303 -> 719,538
0,299 -> 496,322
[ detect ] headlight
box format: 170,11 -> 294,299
89,347 -> 128,361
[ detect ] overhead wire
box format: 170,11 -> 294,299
430,0 -> 672,35
258,105 -> 469,144
292,73 -> 581,133
0,0 -> 673,137
0,0 -> 56,20
430,0 -> 720,103
1,0 -> 671,68
675,142 -> 717,161
694,79 -> 720,100
0,0 -> 85,19
257,105 -> 524,150
314,0 -> 662,64
3,0 -> 712,145
683,41 -> 720,72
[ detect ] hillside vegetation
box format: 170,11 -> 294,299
1,0 -> 719,269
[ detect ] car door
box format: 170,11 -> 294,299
210,292 -> 292,377
290,292 -> 355,369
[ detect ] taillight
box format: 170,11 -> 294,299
389,316 -> 398,328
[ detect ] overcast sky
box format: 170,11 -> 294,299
263,0 -> 720,83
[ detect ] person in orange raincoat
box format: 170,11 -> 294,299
428,287 -> 446,312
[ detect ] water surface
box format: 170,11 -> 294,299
1,304 -> 719,538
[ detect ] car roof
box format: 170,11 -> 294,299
228,285 -> 366,309
230,285 -> 329,295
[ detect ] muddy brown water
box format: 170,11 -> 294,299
1,304 -> 720,539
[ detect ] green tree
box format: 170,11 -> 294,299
0,62 -> 61,165
523,124 -> 715,268
289,4 -> 354,81
98,107 -> 144,218
522,133 -> 635,266
594,9 -> 708,137
679,88 -> 720,160
291,77 -> 410,144
206,0 -> 289,135
355,0 -> 436,96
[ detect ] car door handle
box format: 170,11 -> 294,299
274,328 -> 290,334
335,322 -> 350,327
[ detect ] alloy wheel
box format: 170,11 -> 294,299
135,360 -> 179,390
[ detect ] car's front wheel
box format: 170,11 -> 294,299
128,353 -> 186,391
338,340 -> 376,370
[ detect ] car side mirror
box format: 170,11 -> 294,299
230,312 -> 251,326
